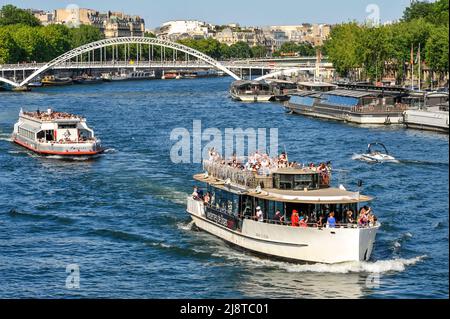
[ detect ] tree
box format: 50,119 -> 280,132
324,23 -> 362,77
40,24 -> 72,60
0,27 -> 22,63
403,1 -> 434,22
0,4 -> 41,27
425,26 -> 449,75
403,0 -> 449,25
274,42 -> 316,57
228,42 -> 252,59
251,45 -> 267,58
70,25 -> 104,48
10,25 -> 48,62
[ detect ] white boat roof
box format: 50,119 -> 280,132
20,111 -> 84,123
194,174 -> 373,204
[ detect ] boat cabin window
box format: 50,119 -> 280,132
44,130 -> 55,141
207,185 -> 239,217
37,131 -> 45,140
58,124 -> 77,129
273,173 -> 319,190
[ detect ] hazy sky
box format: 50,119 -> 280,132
1,0 -> 413,28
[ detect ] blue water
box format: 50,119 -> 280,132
0,78 -> 448,299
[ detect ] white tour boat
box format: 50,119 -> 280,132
186,156 -> 380,264
230,80 -> 275,102
12,108 -> 103,156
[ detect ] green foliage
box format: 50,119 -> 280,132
251,45 -> 267,58
69,25 -> 104,48
426,26 -> 449,73
228,42 -> 252,59
273,42 -> 316,57
403,0 -> 449,25
0,27 -> 22,63
325,0 -> 449,80
324,23 -> 362,76
0,4 -> 40,27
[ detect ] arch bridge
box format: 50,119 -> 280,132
1,37 -> 243,87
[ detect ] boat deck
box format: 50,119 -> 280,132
21,111 -> 84,123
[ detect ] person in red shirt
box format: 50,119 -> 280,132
291,210 -> 300,227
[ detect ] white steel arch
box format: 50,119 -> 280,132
255,67 -> 313,81
18,36 -> 241,87
0,76 -> 20,87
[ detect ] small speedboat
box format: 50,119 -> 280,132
360,143 -> 397,163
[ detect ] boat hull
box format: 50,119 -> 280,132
230,91 -> 275,103
403,110 -> 449,133
187,199 -> 379,264
13,136 -> 103,156
287,102 -> 404,125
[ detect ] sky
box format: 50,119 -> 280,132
1,0 -> 413,28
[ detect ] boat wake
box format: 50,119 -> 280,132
177,220 -> 196,231
210,245 -> 426,274
0,134 -> 12,142
103,148 -> 118,154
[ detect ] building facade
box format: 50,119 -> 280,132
34,8 -> 145,38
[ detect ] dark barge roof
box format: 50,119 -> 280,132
336,83 -> 410,95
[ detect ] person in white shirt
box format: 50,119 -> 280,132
256,206 -> 264,222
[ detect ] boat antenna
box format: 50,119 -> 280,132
283,145 -> 289,163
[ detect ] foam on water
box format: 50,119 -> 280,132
177,220 -> 195,231
209,243 -> 426,274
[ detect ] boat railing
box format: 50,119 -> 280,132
351,103 -> 409,113
203,160 -> 259,188
242,216 -> 378,229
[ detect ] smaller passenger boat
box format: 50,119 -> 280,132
360,143 -> 397,163
41,75 -> 73,86
12,108 -> 103,157
73,75 -> 103,85
230,80 -> 275,102
162,72 -> 181,80
12,86 -> 31,92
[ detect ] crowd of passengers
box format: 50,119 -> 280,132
192,187 -> 377,228
207,148 -> 332,178
25,109 -> 83,121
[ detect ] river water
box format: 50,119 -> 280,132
0,77 -> 448,298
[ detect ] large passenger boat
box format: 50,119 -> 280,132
12,109 -> 103,156
186,152 -> 380,264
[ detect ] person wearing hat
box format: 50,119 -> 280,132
291,210 -> 300,227
255,206 -> 264,222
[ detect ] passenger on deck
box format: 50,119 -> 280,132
299,215 -> 308,228
346,209 -> 355,224
274,210 -> 285,224
192,186 -> 200,200
358,207 -> 369,227
316,215 -> 324,228
203,192 -> 211,205
327,212 -> 337,228
256,206 -> 264,222
291,210 -> 300,227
